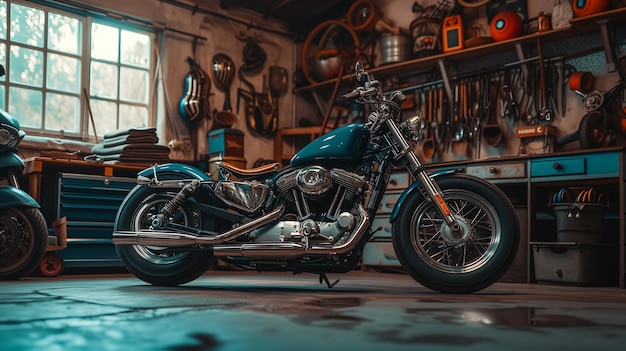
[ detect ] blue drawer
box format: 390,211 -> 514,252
530,152 -> 620,180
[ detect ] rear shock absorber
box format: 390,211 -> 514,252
151,179 -> 201,228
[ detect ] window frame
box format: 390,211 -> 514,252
0,0 -> 157,142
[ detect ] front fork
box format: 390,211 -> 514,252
385,119 -> 461,234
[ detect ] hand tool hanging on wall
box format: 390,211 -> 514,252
420,89 -> 436,161
482,73 -> 502,147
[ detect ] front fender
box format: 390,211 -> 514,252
137,163 -> 212,181
0,186 -> 40,209
389,168 -> 460,222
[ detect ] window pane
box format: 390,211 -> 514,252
119,104 -> 148,129
91,23 -> 118,62
9,86 -> 42,128
120,66 -> 148,103
0,86 -> 5,110
0,1 -> 7,40
48,12 -> 81,55
9,45 -> 43,87
45,92 -> 79,132
121,30 -> 150,68
10,3 -> 44,47
90,61 -> 118,98
47,53 -> 80,93
89,98 -> 118,136
0,43 -> 5,82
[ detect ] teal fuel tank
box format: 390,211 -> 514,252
290,123 -> 370,167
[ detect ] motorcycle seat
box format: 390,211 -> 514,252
218,161 -> 282,179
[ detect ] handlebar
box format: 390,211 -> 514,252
341,86 -> 378,104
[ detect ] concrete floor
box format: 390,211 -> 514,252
1,269 -> 626,351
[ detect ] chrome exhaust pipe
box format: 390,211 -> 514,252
112,205 -> 284,246
213,204 -> 370,258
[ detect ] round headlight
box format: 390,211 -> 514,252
399,115 -> 424,141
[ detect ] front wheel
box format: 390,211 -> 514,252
392,174 -> 520,293
114,185 -> 216,286
0,207 -> 48,280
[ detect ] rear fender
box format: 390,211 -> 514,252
137,163 -> 212,181
0,186 -> 40,209
389,168 -> 460,222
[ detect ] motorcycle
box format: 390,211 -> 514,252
0,65 -> 49,280
113,61 -> 519,293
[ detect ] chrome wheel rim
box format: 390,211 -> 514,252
410,189 -> 500,273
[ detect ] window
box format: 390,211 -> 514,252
0,0 -> 154,140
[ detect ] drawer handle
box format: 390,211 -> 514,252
489,167 -> 498,174
552,162 -> 562,170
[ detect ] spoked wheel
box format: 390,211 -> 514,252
115,185 -> 216,286
0,207 -> 48,280
392,174 -> 519,293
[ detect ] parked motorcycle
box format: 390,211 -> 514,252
113,61 -> 519,293
0,65 -> 49,280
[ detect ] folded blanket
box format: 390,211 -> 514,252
91,143 -> 170,157
101,133 -> 159,148
103,126 -> 157,139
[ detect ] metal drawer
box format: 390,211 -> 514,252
371,216 -> 392,239
530,152 -> 620,179
387,171 -> 410,190
467,162 -> 526,180
378,193 -> 400,214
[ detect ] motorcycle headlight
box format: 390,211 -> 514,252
0,123 -> 23,149
399,115 -> 423,141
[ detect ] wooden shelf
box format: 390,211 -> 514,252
295,7 -> 626,94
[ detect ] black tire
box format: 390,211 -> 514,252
579,111 -> 605,149
0,207 -> 48,280
392,174 -> 520,293
114,185 -> 216,286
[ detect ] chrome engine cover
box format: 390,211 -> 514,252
214,180 -> 269,212
248,211 -> 357,244
296,166 -> 333,196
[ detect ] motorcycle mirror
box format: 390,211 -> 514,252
355,61 -> 364,81
0,65 -> 5,77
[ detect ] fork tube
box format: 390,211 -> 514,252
385,119 -> 461,233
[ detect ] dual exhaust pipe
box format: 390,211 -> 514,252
112,204 -> 369,258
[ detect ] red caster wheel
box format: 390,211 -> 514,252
39,253 -> 64,277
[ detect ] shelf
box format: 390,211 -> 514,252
295,7 -> 626,95
295,26 -> 574,94
569,7 -> 626,33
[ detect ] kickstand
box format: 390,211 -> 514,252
318,273 -> 340,288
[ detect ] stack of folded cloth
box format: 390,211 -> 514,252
89,127 -> 170,164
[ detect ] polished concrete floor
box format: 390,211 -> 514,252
1,269 -> 626,351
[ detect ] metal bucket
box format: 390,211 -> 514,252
379,31 -> 412,65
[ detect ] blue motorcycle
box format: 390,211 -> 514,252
0,65 -> 48,280
113,62 -> 520,293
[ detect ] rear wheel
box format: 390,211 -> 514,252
0,207 -> 48,280
392,174 -> 519,293
115,185 -> 216,286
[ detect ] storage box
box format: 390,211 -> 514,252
551,203 -> 606,243
532,243 -> 609,286
208,128 -> 244,157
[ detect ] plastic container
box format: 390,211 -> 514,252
551,202 -> 606,243
532,243 -> 610,285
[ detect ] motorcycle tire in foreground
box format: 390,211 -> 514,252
392,174 -> 519,293
0,206 -> 48,280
